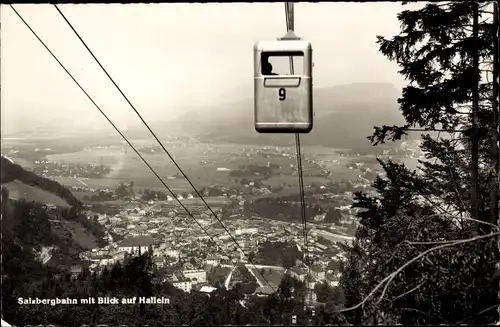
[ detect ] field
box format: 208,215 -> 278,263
41,142 -> 341,193
5,180 -> 70,208
6,137 -> 417,196
80,196 -> 229,206
258,268 -> 286,285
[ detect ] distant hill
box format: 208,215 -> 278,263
173,83 -> 405,150
1,156 -> 106,271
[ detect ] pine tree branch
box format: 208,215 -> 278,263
399,307 -> 452,324
455,304 -> 499,324
448,165 -> 470,215
335,231 -> 500,313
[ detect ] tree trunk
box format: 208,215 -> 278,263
471,2 -> 481,232
492,1 -> 500,323
491,2 -> 500,228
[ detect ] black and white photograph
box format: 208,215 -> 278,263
1,2 -> 499,326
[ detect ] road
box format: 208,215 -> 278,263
245,264 -> 285,270
245,265 -> 266,288
251,215 -> 355,243
224,266 -> 237,289
313,228 -> 355,244
222,264 -> 284,288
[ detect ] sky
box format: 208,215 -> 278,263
1,2 -> 418,135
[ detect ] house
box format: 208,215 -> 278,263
205,257 -> 220,266
91,248 -> 108,256
166,249 -> 180,259
289,267 -> 308,281
326,273 -> 340,287
182,269 -> 207,284
112,251 -> 127,263
230,254 -> 240,264
315,243 -> 328,251
328,280 -> 339,287
118,235 -> 154,255
89,254 -> 114,266
311,265 -> 326,281
172,280 -> 192,293
199,286 -> 217,295
70,265 -> 82,279
183,262 -> 195,271
153,256 -> 165,269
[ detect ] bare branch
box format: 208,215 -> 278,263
455,304 -> 500,324
336,231 -> 500,313
377,273 -> 397,305
440,213 -> 499,231
399,308 -> 452,324
391,279 -> 427,303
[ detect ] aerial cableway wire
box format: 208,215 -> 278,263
9,5 -> 276,293
283,1 -> 312,305
7,4 -> 231,259
51,4 -> 276,292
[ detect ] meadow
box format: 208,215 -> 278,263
5,180 -> 70,207
6,135 -> 415,198
43,142 -> 346,193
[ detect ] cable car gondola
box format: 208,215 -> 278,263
254,30 -> 313,133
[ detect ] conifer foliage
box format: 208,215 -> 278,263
341,2 -> 499,325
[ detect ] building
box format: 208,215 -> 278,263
118,235 -> 154,254
315,243 -> 328,251
89,254 -> 114,266
173,280 -> 192,293
112,251 -> 127,263
289,267 -> 308,281
235,228 -> 258,236
326,273 -> 340,287
166,249 -> 180,259
182,269 -> 207,284
70,265 -> 82,279
254,286 -> 274,297
153,256 -> 165,268
91,248 -> 108,256
199,286 -> 217,295
311,265 -> 326,281
205,257 -> 220,266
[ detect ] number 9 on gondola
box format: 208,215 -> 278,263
253,38 -> 313,133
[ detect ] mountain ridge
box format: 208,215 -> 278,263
172,82 -> 404,149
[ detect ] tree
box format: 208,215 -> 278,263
129,181 -> 135,195
341,2 -> 499,325
325,208 -> 342,224
115,182 -> 129,198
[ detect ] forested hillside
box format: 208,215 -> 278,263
1,157 -> 107,270
1,156 -> 81,207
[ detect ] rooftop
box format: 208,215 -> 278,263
254,286 -> 275,295
200,286 -> 217,293
290,267 -> 308,275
